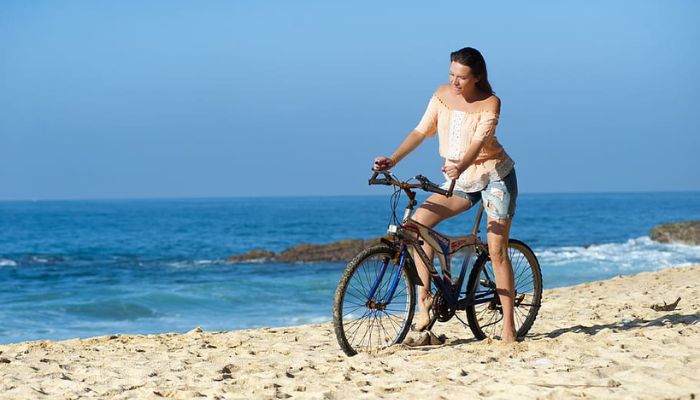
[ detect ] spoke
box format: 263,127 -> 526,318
369,310 -> 381,350
349,273 -> 370,297
361,260 -> 380,292
476,304 -> 492,322
512,252 -> 525,273
346,305 -> 372,330
360,263 -> 374,293
367,312 -> 375,351
345,308 -> 371,335
345,290 -> 365,304
347,285 -> 369,303
380,309 -> 402,335
513,261 -> 530,285
358,263 -> 371,289
514,305 -> 525,329
383,306 -> 409,313
514,258 -> 528,279
342,304 -> 366,317
482,308 -> 500,337
391,285 -> 407,300
515,278 -> 535,293
344,286 -> 369,302
376,315 -> 392,347
356,311 -> 375,350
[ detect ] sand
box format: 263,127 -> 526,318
1,265 -> 699,400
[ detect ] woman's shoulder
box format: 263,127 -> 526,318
432,86 -> 501,114
481,94 -> 501,114
433,84 -> 452,99
429,85 -> 453,108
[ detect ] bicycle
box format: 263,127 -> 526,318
332,170 -> 542,356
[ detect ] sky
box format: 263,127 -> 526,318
1,1 -> 698,200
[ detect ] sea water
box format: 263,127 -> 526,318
1,192 -> 699,344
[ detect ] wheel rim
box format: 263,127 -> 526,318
340,253 -> 412,353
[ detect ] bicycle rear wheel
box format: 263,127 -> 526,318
333,244 -> 415,356
465,239 -> 542,340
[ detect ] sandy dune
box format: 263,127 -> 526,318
1,265 -> 698,399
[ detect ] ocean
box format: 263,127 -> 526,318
1,192 -> 699,344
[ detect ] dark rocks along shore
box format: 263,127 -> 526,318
227,237 -> 384,263
228,220 -> 700,264
650,221 -> 700,246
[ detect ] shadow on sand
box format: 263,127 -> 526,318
396,311 -> 700,351
534,311 -> 700,340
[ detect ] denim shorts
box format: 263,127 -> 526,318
442,169 -> 518,220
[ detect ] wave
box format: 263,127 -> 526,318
284,315 -> 331,325
0,255 -> 230,269
0,258 -> 18,267
165,259 -> 225,268
535,237 -> 700,273
4,237 -> 698,274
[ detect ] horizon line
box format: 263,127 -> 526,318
1,189 -> 699,203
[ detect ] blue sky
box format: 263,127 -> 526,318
1,1 -> 698,200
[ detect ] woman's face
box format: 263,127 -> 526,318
449,61 -> 479,95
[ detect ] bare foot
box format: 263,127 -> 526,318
500,329 -> 517,343
412,294 -> 434,331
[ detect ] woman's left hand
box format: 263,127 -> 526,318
441,162 -> 465,180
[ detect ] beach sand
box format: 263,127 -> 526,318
1,265 -> 698,400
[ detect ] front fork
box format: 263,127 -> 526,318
365,243 -> 408,309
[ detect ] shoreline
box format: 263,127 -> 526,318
1,265 -> 698,399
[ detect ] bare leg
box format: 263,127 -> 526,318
411,193 -> 471,330
486,217 -> 516,342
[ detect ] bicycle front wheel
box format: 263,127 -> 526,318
465,239 -> 542,340
332,244 -> 415,356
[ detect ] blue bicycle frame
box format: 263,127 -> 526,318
365,201 -> 497,310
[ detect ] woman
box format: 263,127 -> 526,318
374,47 -> 519,342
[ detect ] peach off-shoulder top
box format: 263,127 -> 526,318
414,94 -> 514,192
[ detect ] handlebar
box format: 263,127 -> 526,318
369,170 -> 455,198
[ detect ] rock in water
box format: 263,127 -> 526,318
226,237 -> 384,263
227,249 -> 276,263
650,221 -> 700,245
276,238 -> 381,262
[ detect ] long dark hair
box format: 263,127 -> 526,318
450,47 -> 494,95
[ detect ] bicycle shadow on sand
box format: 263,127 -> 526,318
533,311 -> 700,340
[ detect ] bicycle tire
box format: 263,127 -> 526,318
333,244 -> 415,356
465,239 -> 542,340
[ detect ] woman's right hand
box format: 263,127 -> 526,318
373,156 -> 394,171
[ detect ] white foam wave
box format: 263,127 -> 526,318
536,237 -> 700,274
0,259 -> 18,267
166,259 -> 223,268
286,315 -> 331,325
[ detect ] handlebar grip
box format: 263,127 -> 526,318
446,180 -> 456,198
368,170 -> 392,186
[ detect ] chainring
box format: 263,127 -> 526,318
433,292 -> 456,322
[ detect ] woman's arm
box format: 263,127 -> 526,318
375,93 -> 439,171
442,139 -> 485,179
374,130 -> 426,170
